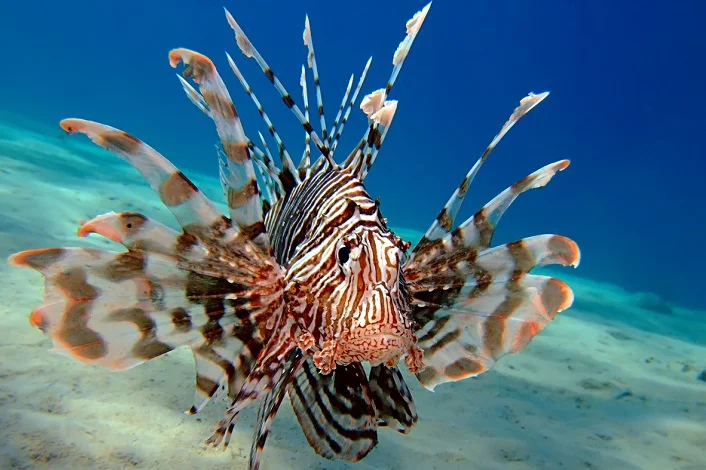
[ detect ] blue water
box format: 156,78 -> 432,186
1,0 -> 704,309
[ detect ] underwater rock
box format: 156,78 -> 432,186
697,370 -> 706,382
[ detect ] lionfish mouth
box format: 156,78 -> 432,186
344,329 -> 410,367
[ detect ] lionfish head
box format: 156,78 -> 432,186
285,183 -> 414,371
333,213 -> 413,366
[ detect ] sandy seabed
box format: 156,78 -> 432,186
0,116 -> 704,470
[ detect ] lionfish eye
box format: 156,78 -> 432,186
338,246 -> 351,264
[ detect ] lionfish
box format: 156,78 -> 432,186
9,3 -> 580,469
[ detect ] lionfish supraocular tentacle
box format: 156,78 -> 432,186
412,92 -> 550,254
226,52 -> 301,193
338,2 -> 431,179
224,9 -> 334,168
168,48 -> 269,252
341,4 -> 431,179
356,96 -> 399,179
303,15 -> 330,148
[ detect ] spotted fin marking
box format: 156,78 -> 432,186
169,48 -> 268,251
7,246 -> 262,414
413,92 -> 549,253
288,358 -> 378,461
406,234 -> 580,391
405,161 -> 580,390
368,365 -> 418,433
26,118 -> 287,412
413,273 -> 575,391
60,119 -> 222,230
25,207 -> 273,413
249,349 -> 305,470
9,248 -> 199,369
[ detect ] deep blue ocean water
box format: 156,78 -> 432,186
1,0 -> 704,312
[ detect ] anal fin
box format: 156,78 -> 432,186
369,365 -> 418,434
288,358 -> 378,461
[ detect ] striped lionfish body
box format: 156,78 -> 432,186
8,3 -> 580,469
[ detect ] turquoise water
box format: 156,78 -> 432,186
0,1 -> 704,469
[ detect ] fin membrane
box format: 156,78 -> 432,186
288,358 -> 378,461
369,365 -> 418,433
249,348 -> 305,470
405,161 -> 580,391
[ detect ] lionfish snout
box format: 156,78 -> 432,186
343,281 -> 414,367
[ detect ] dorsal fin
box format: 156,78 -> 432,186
298,65 -> 313,180
225,8 -> 335,169
328,73 -> 354,147
330,57 -> 372,158
340,3 -> 432,177
226,52 -> 301,193
303,15 -> 330,148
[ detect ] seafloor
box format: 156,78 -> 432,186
1,115 -> 704,470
